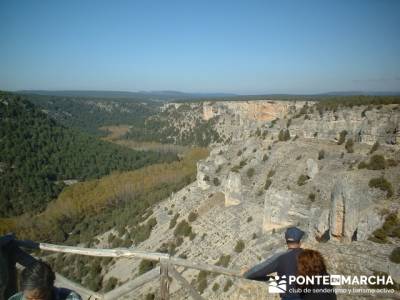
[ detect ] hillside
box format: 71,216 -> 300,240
22,93 -> 160,136
30,98 -> 400,299
0,92 -> 177,217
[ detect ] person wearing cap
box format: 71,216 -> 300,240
0,234 -> 38,300
242,227 -> 305,300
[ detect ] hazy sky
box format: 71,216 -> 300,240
1,0 -> 399,94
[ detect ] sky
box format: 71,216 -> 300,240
0,0 -> 399,94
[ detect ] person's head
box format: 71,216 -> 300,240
20,261 -> 55,300
297,249 -> 327,277
285,227 -> 304,248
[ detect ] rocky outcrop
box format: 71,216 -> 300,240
306,158 -> 319,179
223,172 -> 243,206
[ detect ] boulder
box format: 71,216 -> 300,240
223,172 -> 242,206
306,158 -> 319,179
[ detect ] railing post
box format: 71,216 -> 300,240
160,258 -> 170,300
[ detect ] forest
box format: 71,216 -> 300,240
23,93 -> 160,136
0,92 -> 177,217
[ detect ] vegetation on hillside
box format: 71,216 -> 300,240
0,148 -> 208,244
124,104 -> 222,146
0,93 -> 176,217
23,93 -> 159,135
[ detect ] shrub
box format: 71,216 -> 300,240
223,279 -> 233,292
203,175 -> 210,182
213,177 -> 220,186
387,159 -> 399,167
234,240 -> 245,253
278,129 -> 291,141
297,174 -> 309,186
188,211 -> 198,222
262,154 -> 268,161
103,277 -> 118,292
368,155 -> 386,170
264,179 -> 272,190
197,270 -> 209,294
246,168 -> 255,178
308,193 -> 316,202
138,259 -> 156,275
237,150 -> 242,156
318,150 -> 325,160
337,130 -> 348,145
267,170 -> 275,178
174,220 -> 192,237
247,216 -> 253,222
212,283 -> 220,292
370,228 -> 388,244
145,293 -> 155,300
215,254 -> 231,267
169,213 -> 179,229
358,161 -> 368,169
370,141 -> 380,154
369,177 -> 393,198
390,247 -> 400,264
345,138 -> 354,153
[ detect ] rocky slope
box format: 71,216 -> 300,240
97,100 -> 399,299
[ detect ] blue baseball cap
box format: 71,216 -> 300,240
285,227 -> 305,243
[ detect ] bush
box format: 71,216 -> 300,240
308,193 -> 316,202
267,170 -> 275,178
188,211 -> 198,222
212,283 -> 220,292
223,279 -> 233,292
213,177 -> 220,186
337,130 -> 348,145
264,179 -> 272,190
262,154 -> 268,161
234,240 -> 245,253
390,247 -> 400,264
103,277 -> 118,292
278,129 -> 291,141
138,260 -> 156,275
297,174 -> 309,186
197,270 -> 209,294
246,168 -> 255,178
169,213 -> 179,229
369,177 -> 393,198
318,150 -> 325,160
215,254 -> 231,267
145,293 -> 155,300
247,216 -> 253,222
368,155 -> 386,170
370,141 -> 380,154
174,220 -> 192,237
345,138 -> 354,153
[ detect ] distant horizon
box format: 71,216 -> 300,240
13,89 -> 400,97
1,0 -> 400,93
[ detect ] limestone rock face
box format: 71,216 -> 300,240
223,172 -> 242,206
306,158 -> 319,179
263,188 -> 308,231
329,175 -> 379,242
309,207 -> 330,240
197,160 -> 213,190
357,208 -> 385,241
